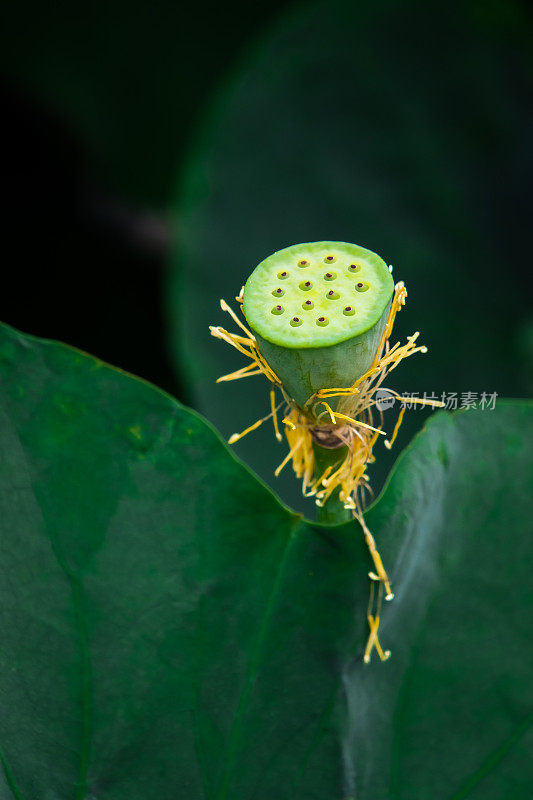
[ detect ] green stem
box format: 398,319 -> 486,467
313,441 -> 352,524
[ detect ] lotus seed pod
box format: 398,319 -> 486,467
242,241 -> 394,409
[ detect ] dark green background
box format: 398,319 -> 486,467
1,0 -> 531,440
0,0 -> 290,396
168,0 -> 533,512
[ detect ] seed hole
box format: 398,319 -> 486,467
343,306 -> 355,316
356,282 -> 369,292
326,290 -> 340,300
316,316 -> 329,327
348,264 -> 361,273
290,316 -> 303,327
298,259 -> 309,267
272,288 -> 285,297
299,281 -> 313,291
324,255 -> 336,263
302,300 -> 314,310
271,305 -> 284,315
324,272 -> 337,281
277,271 -> 289,280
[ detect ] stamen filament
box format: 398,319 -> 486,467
212,280 -> 438,666
270,388 -> 283,442
384,406 -> 406,450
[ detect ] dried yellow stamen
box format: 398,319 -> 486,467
358,512 -> 394,600
228,401 -> 284,445
317,401 -> 386,435
211,281 -> 444,663
364,580 -> 391,663
384,406 -> 406,450
274,440 -> 304,477
216,362 -> 263,382
364,614 -> 391,663
270,388 -> 283,442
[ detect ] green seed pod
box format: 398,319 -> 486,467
242,241 -> 394,408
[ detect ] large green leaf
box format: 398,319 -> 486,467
168,0 -> 533,512
0,322 -> 531,798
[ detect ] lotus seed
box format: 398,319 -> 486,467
271,305 -> 284,315
298,259 -> 308,267
326,290 -> 340,300
299,281 -> 313,291
290,316 -> 303,327
343,306 -> 355,316
349,264 -> 361,273
302,300 -> 314,310
324,272 -> 336,281
356,282 -> 369,292
316,316 -> 329,326
278,271 -> 289,279
272,288 -> 284,297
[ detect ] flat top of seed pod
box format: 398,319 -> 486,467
242,241 -> 394,348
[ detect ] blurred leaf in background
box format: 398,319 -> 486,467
0,0 -> 290,396
0,322 -> 531,798
168,0 -> 533,513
